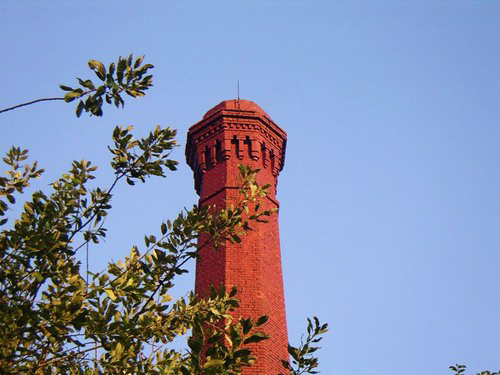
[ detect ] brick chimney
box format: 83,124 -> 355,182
186,99 -> 288,374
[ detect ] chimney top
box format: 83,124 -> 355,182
202,99 -> 270,120
186,99 -> 287,196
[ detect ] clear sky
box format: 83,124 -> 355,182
1,1 -> 499,373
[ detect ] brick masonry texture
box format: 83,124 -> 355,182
186,100 -> 289,374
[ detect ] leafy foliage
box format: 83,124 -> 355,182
0,147 -> 44,222
280,317 -> 328,375
0,141 -> 275,373
0,56 -> 327,374
60,54 -> 153,117
450,365 -> 499,375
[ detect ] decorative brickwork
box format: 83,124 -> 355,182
186,100 -> 289,374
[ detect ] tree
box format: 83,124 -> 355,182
450,365 -> 499,375
0,55 -> 327,374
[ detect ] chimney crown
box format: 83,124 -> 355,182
186,99 -> 287,196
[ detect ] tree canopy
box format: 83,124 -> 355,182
0,55 -> 327,374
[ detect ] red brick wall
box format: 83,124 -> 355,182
186,100 -> 289,374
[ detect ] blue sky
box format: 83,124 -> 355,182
1,1 -> 499,373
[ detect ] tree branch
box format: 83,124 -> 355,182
0,97 -> 65,114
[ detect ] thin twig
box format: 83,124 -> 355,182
0,97 -> 65,114
134,240 -> 211,317
19,343 -> 103,373
67,174 -> 122,244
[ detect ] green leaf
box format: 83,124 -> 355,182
256,315 -> 268,326
243,332 -> 268,344
229,286 -> 237,298
134,55 -> 144,69
88,59 -> 106,80
117,57 -> 126,82
161,294 -> 172,303
188,336 -> 202,354
77,78 -> 95,90
64,91 -> 82,103
76,100 -> 84,117
242,318 -> 252,334
59,84 -> 73,91
203,359 -> 225,368
96,85 -> 105,95
234,349 -> 251,358
105,289 -> 117,301
115,342 -> 123,355
288,344 -> 300,361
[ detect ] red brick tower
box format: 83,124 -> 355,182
186,99 -> 288,374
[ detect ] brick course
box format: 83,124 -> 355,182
186,100 -> 289,374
